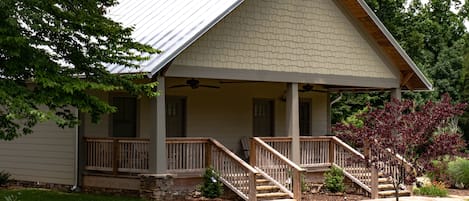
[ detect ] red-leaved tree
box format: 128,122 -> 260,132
333,94 -> 466,200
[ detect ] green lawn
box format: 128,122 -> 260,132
0,189 -> 143,201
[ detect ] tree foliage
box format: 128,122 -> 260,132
0,0 -> 159,140
335,95 -> 466,172
333,0 -> 469,141
334,95 -> 466,199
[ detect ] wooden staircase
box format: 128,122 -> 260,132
255,176 -> 293,201
376,176 -> 411,198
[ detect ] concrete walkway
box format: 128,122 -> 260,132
363,196 -> 469,201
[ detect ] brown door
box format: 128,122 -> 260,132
166,96 -> 186,137
253,99 -> 274,137
299,100 -> 311,136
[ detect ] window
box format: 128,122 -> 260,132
111,96 -> 137,137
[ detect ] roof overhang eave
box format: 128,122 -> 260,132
356,0 -> 433,91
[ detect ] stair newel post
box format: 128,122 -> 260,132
329,138 -> 335,165
292,169 -> 303,201
249,138 -> 256,166
248,138 -> 258,201
365,143 -> 379,199
248,172 -> 257,201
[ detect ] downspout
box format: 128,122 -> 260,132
70,108 -> 80,192
330,92 -> 343,106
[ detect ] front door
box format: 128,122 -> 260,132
166,96 -> 186,137
253,99 -> 274,137
299,100 -> 311,136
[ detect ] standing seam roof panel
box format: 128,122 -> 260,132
106,0 -> 245,76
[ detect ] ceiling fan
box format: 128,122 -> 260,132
299,84 -> 328,93
219,80 -> 263,84
169,78 -> 220,89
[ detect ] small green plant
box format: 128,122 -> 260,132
200,167 -> 223,198
0,171 -> 11,186
4,194 -> 20,201
414,181 -> 448,197
448,157 -> 469,188
324,166 -> 345,193
301,173 -> 308,192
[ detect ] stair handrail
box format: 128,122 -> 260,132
331,136 -> 365,159
207,138 -> 259,201
330,136 -> 373,194
371,143 -> 415,189
251,137 -> 306,201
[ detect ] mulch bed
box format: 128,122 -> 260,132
447,188 -> 469,197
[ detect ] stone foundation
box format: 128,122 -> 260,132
139,174 -> 184,201
7,180 -> 73,192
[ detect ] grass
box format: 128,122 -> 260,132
0,189 -> 143,201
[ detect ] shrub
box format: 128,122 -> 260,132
200,167 -> 223,198
324,166 -> 345,193
427,158 -> 451,184
414,181 -> 448,197
448,157 -> 469,188
0,170 -> 11,186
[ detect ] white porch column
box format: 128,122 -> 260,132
286,83 -> 300,164
391,88 -> 402,100
149,75 -> 167,174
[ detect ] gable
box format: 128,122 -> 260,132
172,0 -> 399,87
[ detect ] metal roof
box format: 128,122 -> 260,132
106,0 -> 244,77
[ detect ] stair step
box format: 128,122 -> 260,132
378,184 -> 395,190
257,185 -> 280,191
362,177 -> 390,183
256,179 -> 271,183
379,177 -> 390,183
256,192 -> 290,198
378,190 -> 411,198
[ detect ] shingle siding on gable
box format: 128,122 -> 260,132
174,0 -> 396,80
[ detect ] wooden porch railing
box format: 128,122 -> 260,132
85,137 -> 259,201
251,137 -> 305,201
85,137 -> 150,174
166,138 -> 208,173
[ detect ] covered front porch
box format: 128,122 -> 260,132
83,135 -> 411,200
81,76 -> 336,170
80,73 -> 408,201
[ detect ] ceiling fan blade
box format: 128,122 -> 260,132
200,85 -> 220,89
220,81 -> 262,84
169,84 -> 189,88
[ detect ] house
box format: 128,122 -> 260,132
0,0 -> 431,200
